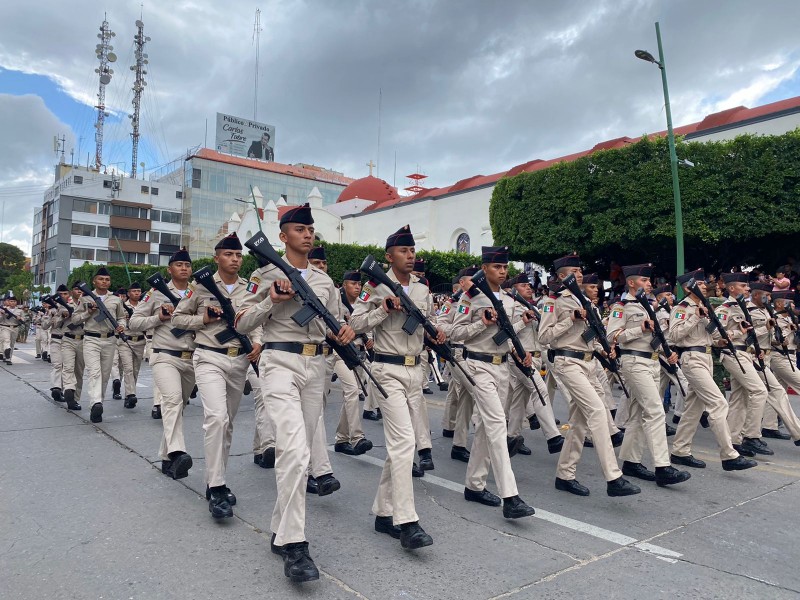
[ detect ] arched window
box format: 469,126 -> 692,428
456,232 -> 470,254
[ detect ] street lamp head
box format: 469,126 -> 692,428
635,49 -> 658,64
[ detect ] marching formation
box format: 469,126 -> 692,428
13,203 -> 800,584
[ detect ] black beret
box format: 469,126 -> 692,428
677,269 -> 705,285
169,246 -> 192,264
215,232 -> 243,251
386,225 -> 414,249
749,282 -> 772,292
622,263 -> 654,278
95,266 -> 111,277
553,253 -> 581,270
512,273 -> 530,285
458,265 -> 479,278
481,246 -> 509,264
342,270 -> 361,282
772,290 -> 794,300
654,284 -> 673,295
72,282 -> 82,290
56,284 -> 69,292
308,246 -> 327,261
720,272 -> 748,284
280,202 -> 314,227
115,288 -> 128,296
128,282 -> 142,290
583,273 -> 599,284
413,259 -> 426,272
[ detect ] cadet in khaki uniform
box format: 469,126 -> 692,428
172,233 -> 262,519
72,267 -> 127,423
715,273 -> 772,456
655,284 -> 687,430
34,308 -> 48,359
748,284 -> 800,445
413,259 -> 434,396
505,273 -> 564,455
667,270 -> 756,471
42,288 -> 69,402
539,254 -> 640,498
118,282 -> 147,409
130,248 -> 196,480
236,205 -> 352,583
606,264 -> 690,487
350,225 -> 437,550
409,264 -> 435,473
451,246 -> 536,518
251,366 -> 276,468
61,284 -> 85,411
0,294 -> 23,364
766,290 -> 800,443
333,270 -> 374,456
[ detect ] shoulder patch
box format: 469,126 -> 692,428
142,290 -> 153,303
674,310 -> 687,320
457,303 -> 470,314
358,286 -> 374,302
716,311 -> 728,321
246,276 -> 261,294
611,309 -> 623,318
441,304 -> 451,315
543,303 -> 555,313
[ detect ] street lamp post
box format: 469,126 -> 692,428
636,21 -> 685,285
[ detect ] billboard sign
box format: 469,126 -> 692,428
215,112 -> 275,161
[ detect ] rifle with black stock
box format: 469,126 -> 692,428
244,232 -> 385,397
76,282 -> 133,350
191,266 -> 259,377
49,292 -> 79,329
685,279 -> 746,374
765,300 -> 795,373
507,288 -> 548,405
635,288 -> 687,396
358,254 -> 474,388
146,272 -> 191,339
561,273 -> 630,399
469,270 -> 546,405
735,294 -> 770,390
0,305 -> 19,323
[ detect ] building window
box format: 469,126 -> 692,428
73,199 -> 98,214
175,190 -> 183,199
99,202 -> 111,215
151,187 -> 158,196
159,232 -> 181,246
160,210 -> 181,224
111,228 -> 148,242
97,226 -> 110,239
74,175 -> 83,184
103,180 -> 113,189
70,247 -> 95,261
111,205 -> 149,219
150,210 -> 161,222
456,233 -> 470,254
110,251 -> 147,265
71,223 -> 96,237
95,249 -> 109,261
149,254 -> 160,265
141,185 -> 150,194
191,168 -> 201,189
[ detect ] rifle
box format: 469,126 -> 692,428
146,272 -> 191,338
469,270 -> 547,404
360,254 -> 476,388
634,288 -> 686,395
192,267 -> 259,377
507,289 -> 548,405
76,282 -> 133,350
735,294 -> 770,390
244,233 -> 385,397
686,279 -> 746,374
49,293 -> 80,329
765,300 -> 795,373
1,305 -> 19,324
561,273 -> 630,399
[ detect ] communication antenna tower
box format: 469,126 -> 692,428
253,8 -> 262,121
129,17 -> 150,179
94,15 -> 117,171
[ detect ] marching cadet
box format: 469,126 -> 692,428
716,273 -> 772,456
250,366 -> 276,468
71,267 -> 127,423
333,270 -> 374,456
766,290 -> 800,444
505,273 -> 564,455
172,233 -> 262,520
413,259 -> 434,396
436,266 -> 478,463
747,284 -> 800,445
350,225 -> 437,550
606,264 -> 690,487
235,205 -> 351,582
130,248 -> 196,480
667,270 -> 756,471
538,254 -> 640,497
41,291 -> 67,401
655,284 -> 687,432
118,281 -> 147,409
61,283 -> 85,411
34,307 -> 48,359
111,287 -> 127,401
451,246 -> 536,518
0,293 -> 23,364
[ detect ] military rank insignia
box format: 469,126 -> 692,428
246,276 -> 260,294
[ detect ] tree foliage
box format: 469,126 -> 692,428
490,130 -> 800,275
0,243 -> 27,290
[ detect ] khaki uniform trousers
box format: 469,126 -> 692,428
421,352 -> 431,390
759,354 -> 800,441
309,352 -> 336,478
193,348 -> 249,488
672,352 -> 739,460
588,367 -> 621,439
84,336 -> 115,406
723,351 -> 768,444
35,327 -> 47,355
464,359 -> 518,498
363,356 -> 380,412
441,364 -> 459,431
371,361 -> 422,526
152,352 -> 195,460
507,359 -> 559,440
553,356 -> 622,482
250,369 -> 275,454
409,363 -> 433,452
334,355 -> 366,445
618,356 -> 670,468
61,336 -> 84,399
49,338 -> 63,390
261,349 -> 326,546
118,339 -> 146,397
111,346 -> 122,382
660,366 -> 688,417
0,324 -> 17,357
447,358 -> 475,448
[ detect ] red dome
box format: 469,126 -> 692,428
337,175 -> 399,204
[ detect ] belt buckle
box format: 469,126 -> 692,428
584,352 -> 593,361
651,352 -> 659,361
227,347 -> 239,357
181,351 -> 192,360
533,351 -> 541,358
492,355 -> 502,365
404,355 -> 415,367
705,346 -> 712,354
302,343 -> 317,356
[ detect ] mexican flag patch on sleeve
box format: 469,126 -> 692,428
359,289 -> 371,302
458,304 -> 469,314
246,276 -> 260,294
611,309 -> 622,318
675,310 -> 687,320
543,304 -> 555,313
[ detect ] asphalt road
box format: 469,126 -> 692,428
2,341 -> 800,599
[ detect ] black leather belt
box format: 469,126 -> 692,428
128,335 -> 145,342
374,353 -> 420,366
85,331 -> 114,339
676,346 -> 711,355
465,350 -> 507,365
197,343 -> 247,357
64,332 -> 84,340
265,341 -> 325,356
732,345 -> 748,352
552,349 -> 593,361
50,334 -> 63,339
451,343 -> 465,349
618,348 -> 660,361
153,348 -> 194,359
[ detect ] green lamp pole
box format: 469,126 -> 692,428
636,21 -> 685,287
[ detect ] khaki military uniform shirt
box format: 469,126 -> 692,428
72,291 -> 127,334
606,292 -> 658,353
130,284 -> 197,352
450,287 -> 522,353
538,290 -> 601,352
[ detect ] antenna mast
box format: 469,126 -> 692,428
130,16 -> 150,179
94,15 -> 116,171
253,8 -> 262,121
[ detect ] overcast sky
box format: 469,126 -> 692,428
1,0 -> 799,256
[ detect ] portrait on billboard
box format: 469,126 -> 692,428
215,112 -> 276,162
247,131 -> 274,161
